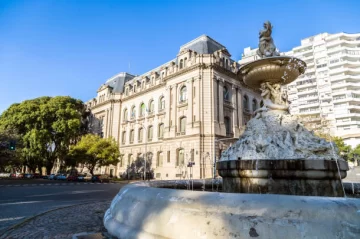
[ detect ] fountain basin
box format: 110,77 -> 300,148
238,56 -> 306,88
104,180 -> 360,239
217,159 -> 348,197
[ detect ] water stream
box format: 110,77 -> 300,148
330,142 -> 347,197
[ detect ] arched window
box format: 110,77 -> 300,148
156,151 -> 163,167
162,72 -> 165,79
252,99 -> 258,111
223,86 -> 230,101
159,96 -> 165,111
260,100 -> 264,107
128,154 -> 133,166
123,108 -> 128,121
149,100 -> 154,113
180,59 -> 183,69
176,148 -> 185,166
121,131 -> 126,144
225,59 -> 229,68
180,117 -> 187,133
222,57 -> 225,66
179,86 -> 187,102
158,123 -> 164,139
140,103 -> 146,117
138,128 -> 144,142
131,106 -> 136,119
224,117 -> 231,135
184,58 -> 187,67
125,88 -> 129,96
130,130 -> 134,143
243,95 -> 249,111
148,125 -> 153,141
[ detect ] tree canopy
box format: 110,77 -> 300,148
0,96 -> 89,174
68,134 -> 120,175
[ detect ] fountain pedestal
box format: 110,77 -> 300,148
217,159 -> 348,197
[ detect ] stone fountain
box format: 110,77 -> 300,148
218,21 -> 348,197
104,22 -> 360,239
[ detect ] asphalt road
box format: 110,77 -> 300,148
0,179 -> 126,234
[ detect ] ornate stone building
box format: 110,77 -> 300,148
87,35 -> 261,179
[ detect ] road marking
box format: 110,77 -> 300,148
0,216 -> 25,222
0,200 -> 52,206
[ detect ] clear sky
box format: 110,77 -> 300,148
0,0 -> 359,113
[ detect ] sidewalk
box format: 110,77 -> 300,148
1,201 -> 112,239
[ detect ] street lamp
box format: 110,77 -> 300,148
126,120 -> 147,181
213,137 -> 235,179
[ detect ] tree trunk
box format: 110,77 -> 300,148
37,165 -> 42,175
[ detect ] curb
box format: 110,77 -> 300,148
0,200 -> 109,239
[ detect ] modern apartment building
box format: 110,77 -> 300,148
86,35 -> 261,179
239,32 -> 360,148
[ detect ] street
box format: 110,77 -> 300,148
0,179 -> 126,234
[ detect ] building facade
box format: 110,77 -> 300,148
87,35 -> 261,179
239,32 -> 360,147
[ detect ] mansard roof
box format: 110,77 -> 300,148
104,72 -> 136,93
179,35 -> 226,54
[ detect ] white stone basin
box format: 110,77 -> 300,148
104,180 -> 360,239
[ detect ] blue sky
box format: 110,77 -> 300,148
0,0 -> 359,113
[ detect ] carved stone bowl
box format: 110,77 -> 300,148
238,56 -> 306,89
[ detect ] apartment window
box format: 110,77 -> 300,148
316,64 -> 327,69
184,58 -> 187,67
131,106 -> 136,119
130,130 -> 134,144
179,86 -> 187,102
243,95 -> 249,111
125,88 -> 129,96
158,123 -> 164,138
149,100 -> 154,113
180,59 -> 183,69
148,125 -> 153,141
140,103 -> 146,117
223,86 -> 230,101
138,128 -> 144,142
176,148 -> 185,166
180,117 -> 187,133
159,96 -> 165,111
123,108 -> 128,121
252,99 -> 258,111
224,117 -> 231,136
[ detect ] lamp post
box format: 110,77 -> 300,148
213,138 -> 235,179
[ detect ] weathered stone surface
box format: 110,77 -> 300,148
221,111 -> 340,161
217,159 -> 348,197
104,181 -> 360,239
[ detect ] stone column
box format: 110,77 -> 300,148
105,109 -> 109,138
218,78 -> 225,135
232,86 -> 240,137
170,84 -> 178,137
164,86 -> 171,134
237,89 -> 244,127
186,78 -> 193,127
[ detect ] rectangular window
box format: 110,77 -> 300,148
167,151 -> 170,163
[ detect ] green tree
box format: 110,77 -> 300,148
0,96 -> 88,174
69,134 -> 120,175
0,128 -> 23,172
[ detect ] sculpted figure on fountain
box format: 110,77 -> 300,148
257,21 -> 280,58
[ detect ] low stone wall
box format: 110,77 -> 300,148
104,180 -> 360,239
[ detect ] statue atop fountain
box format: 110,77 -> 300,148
257,21 -> 280,58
